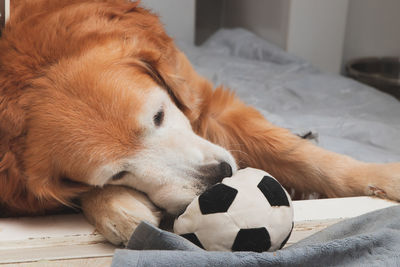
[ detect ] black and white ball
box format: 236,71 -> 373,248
173,167 -> 294,252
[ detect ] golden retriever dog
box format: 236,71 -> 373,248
1,0 -> 399,245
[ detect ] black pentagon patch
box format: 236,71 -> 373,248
279,222 -> 294,249
257,176 -> 290,207
180,233 -> 204,249
232,227 -> 271,252
198,183 -> 238,214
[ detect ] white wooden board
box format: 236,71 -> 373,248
287,196 -> 398,246
0,196 -> 398,265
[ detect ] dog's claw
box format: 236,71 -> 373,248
368,185 -> 387,198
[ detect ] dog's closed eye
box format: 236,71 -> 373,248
111,171 -> 129,181
153,109 -> 164,127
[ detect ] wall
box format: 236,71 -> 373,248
195,0 -> 225,45
343,0 -> 400,65
195,0 -> 292,48
223,0 -> 291,48
167,0 -> 400,73
221,0 -> 348,74
140,0 -> 196,44
287,0 -> 349,74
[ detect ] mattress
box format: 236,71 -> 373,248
178,29 -> 400,163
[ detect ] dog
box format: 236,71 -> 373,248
0,0 -> 399,245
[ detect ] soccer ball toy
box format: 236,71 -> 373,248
173,167 -> 294,252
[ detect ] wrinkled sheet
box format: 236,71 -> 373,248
178,29 -> 400,163
112,206 -> 400,267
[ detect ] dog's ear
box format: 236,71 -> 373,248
134,49 -> 213,122
0,96 -> 27,205
0,95 -> 88,212
25,165 -> 89,211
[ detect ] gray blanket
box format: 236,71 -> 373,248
112,205 -> 400,266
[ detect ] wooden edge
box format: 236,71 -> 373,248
0,234 -> 107,250
292,196 -> 397,221
286,219 -> 343,247
0,196 -> 398,264
1,257 -> 113,267
0,243 -> 116,264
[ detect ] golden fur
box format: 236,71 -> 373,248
1,0 -> 399,239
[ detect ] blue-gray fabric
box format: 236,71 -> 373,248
112,205 -> 400,266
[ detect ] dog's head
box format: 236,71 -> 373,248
3,4 -> 236,215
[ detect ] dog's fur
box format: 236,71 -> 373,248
1,0 -> 399,245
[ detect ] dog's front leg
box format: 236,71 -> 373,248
81,185 -> 162,246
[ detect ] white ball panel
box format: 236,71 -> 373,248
265,206 -> 293,250
194,213 -> 240,251
266,189 -> 294,250
173,196 -> 202,234
225,189 -> 273,229
222,167 -> 270,189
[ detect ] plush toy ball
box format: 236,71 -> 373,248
173,167 -> 294,252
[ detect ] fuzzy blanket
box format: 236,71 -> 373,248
112,206 -> 400,266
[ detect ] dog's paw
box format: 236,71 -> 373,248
365,162 -> 400,202
81,186 -> 162,246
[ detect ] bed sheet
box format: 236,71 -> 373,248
178,29 -> 400,163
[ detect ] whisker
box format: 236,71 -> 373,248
228,149 -> 249,157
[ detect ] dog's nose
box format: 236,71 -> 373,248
210,161 -> 233,184
219,161 -> 233,179
198,161 -> 234,185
